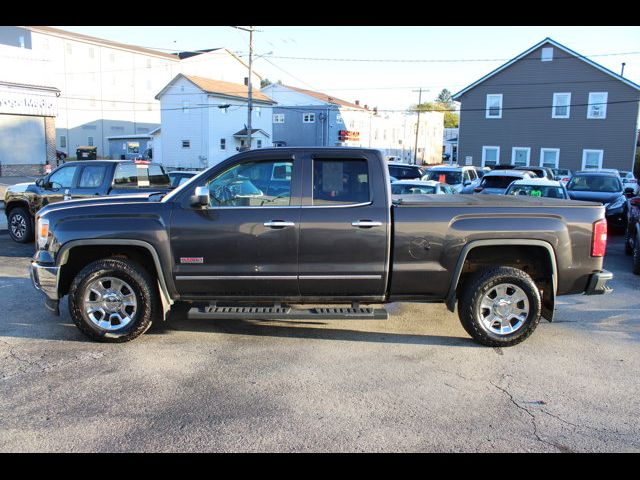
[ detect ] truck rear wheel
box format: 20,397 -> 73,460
8,207 -> 33,243
68,257 -> 160,342
458,267 -> 541,347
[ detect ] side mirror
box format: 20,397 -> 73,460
624,187 -> 635,198
191,186 -> 210,207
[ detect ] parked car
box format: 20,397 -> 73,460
387,162 -> 425,180
624,193 -> 640,274
505,179 -> 569,199
473,170 -> 536,195
391,179 -> 455,195
488,164 -> 516,171
4,160 -> 172,243
389,176 -> 398,183
551,168 -> 573,186
421,165 -> 480,193
474,166 -> 491,179
513,166 -> 555,180
565,171 -> 628,230
619,170 -> 639,195
30,147 -> 612,347
168,170 -> 201,188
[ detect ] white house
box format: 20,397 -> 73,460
155,74 -> 275,170
0,26 -> 263,162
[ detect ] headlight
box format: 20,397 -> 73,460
36,217 -> 49,249
606,196 -> 625,210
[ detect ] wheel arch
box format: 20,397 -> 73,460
445,239 -> 557,321
57,239 -> 174,312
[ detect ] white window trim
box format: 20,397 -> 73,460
485,94 -> 503,119
303,113 -> 316,123
552,93 -> 571,119
587,92 -> 608,119
511,147 -> 531,166
582,149 -> 604,170
541,47 -> 554,62
482,146 -> 500,166
273,113 -> 285,124
539,148 -> 560,168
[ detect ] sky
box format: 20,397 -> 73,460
55,26 -> 640,112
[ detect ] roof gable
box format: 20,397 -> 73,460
264,84 -> 366,110
453,38 -> 640,99
155,74 -> 275,104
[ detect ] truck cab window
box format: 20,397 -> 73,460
206,160 -> 293,207
48,165 -> 78,189
313,159 -> 370,206
78,165 -> 107,188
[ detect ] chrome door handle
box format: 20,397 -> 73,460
264,221 -> 295,228
352,220 -> 382,228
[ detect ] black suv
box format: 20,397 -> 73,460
387,162 -> 425,180
4,160 -> 172,243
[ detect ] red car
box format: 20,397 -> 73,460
625,193 -> 640,274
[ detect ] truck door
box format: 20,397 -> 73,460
298,154 -> 390,298
169,155 -> 302,298
70,163 -> 109,200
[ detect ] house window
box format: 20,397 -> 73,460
485,94 -> 503,119
257,139 -> 262,148
182,140 -> 191,149
512,147 -> 531,167
273,113 -> 285,123
582,149 -> 604,170
541,47 -> 554,62
587,92 -> 608,119
540,148 -> 560,168
256,107 -> 261,117
482,146 -> 500,166
88,137 -> 94,147
182,101 -> 190,114
552,93 -> 571,118
220,138 -> 226,150
60,136 -> 66,148
336,114 -> 343,123
303,113 -> 316,123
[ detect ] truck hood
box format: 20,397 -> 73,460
6,182 -> 35,193
38,192 -> 161,216
567,190 -> 623,204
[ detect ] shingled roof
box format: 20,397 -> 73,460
155,74 -> 275,104
280,84 -> 366,110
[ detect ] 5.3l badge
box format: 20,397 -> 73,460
180,257 -> 204,264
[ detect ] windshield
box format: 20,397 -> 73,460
481,175 -> 521,189
566,175 -> 622,192
392,184 -> 437,195
506,184 -> 565,198
423,170 -> 462,185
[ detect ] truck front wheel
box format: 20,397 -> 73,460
8,207 -> 33,243
68,257 -> 160,342
458,267 -> 542,347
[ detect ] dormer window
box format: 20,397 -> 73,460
541,47 -> 554,62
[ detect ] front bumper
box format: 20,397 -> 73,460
30,261 -> 61,314
584,269 -> 613,295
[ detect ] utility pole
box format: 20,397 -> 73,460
412,88 -> 423,165
231,26 -> 259,150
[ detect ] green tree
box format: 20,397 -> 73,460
411,101 -> 459,128
436,88 -> 453,106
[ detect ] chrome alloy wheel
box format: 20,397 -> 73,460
478,283 -> 530,335
83,277 -> 138,331
10,213 -> 27,239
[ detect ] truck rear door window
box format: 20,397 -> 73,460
78,165 -> 107,188
313,159 -> 370,206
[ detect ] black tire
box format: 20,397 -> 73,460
633,235 -> 640,275
458,266 -> 542,347
8,207 -> 33,243
68,257 -> 160,342
625,225 -> 634,255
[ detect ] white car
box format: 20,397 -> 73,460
504,178 -> 569,199
421,165 -> 480,193
619,170 -> 639,195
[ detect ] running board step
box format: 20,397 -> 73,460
189,305 -> 388,320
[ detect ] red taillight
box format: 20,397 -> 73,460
474,187 -> 483,192
562,177 -> 569,182
591,219 -> 607,257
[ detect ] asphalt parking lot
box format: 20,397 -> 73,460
0,228 -> 638,452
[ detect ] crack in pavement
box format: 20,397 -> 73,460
489,380 -> 572,452
0,338 -> 105,380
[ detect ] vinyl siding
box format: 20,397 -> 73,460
457,43 -> 640,172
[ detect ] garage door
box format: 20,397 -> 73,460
0,114 -> 45,165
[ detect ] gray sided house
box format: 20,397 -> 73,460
453,38 -> 640,172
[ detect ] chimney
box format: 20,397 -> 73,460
355,100 -> 360,106
364,104 -> 368,110
373,106 -> 378,115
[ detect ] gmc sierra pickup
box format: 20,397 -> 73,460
30,148 -> 613,346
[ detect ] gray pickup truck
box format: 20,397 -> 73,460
30,148 -> 613,346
